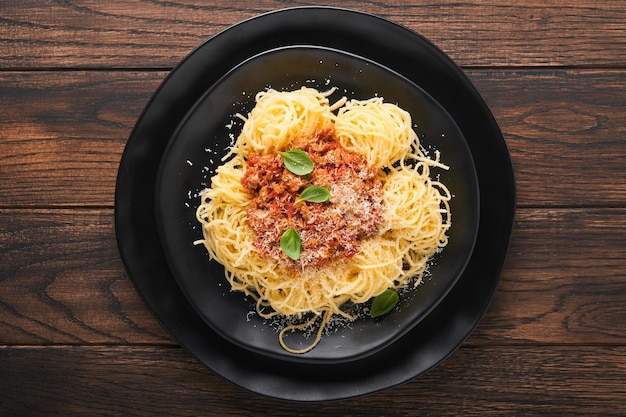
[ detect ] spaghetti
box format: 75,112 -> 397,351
195,87 -> 451,354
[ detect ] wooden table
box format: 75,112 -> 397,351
2,1 -> 625,415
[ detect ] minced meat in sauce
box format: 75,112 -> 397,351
241,128 -> 384,270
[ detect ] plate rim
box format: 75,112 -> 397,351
115,6 -> 515,402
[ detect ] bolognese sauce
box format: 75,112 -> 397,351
241,128 -> 384,270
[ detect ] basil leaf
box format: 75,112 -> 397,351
370,289 -> 399,318
280,227 -> 302,260
281,149 -> 314,176
296,185 -> 330,203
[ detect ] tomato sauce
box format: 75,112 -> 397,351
241,128 -> 384,270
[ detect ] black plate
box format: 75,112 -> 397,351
154,45 -> 479,363
115,6 -> 514,401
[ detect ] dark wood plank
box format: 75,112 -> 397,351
1,1 -> 626,68
0,71 -> 164,141
2,208 -> 625,346
469,69 -> 626,207
1,69 -> 626,207
472,208 -> 626,344
0,71 -> 164,207
2,345 -> 626,416
0,209 -> 170,345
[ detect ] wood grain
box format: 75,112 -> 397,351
1,208 -> 625,346
0,71 -> 163,141
2,345 -> 625,416
0,71 -> 164,207
473,208 -> 626,344
1,1 -> 626,68
1,69 -> 625,208
469,69 -> 626,207
0,209 -> 170,345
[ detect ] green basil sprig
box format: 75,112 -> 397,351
370,289 -> 399,318
281,149 -> 314,176
280,227 -> 302,260
297,185 -> 330,203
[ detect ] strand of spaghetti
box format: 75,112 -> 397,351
279,311 -> 332,354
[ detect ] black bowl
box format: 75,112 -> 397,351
154,45 -> 479,364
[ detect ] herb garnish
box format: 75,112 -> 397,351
278,150 -> 332,260
281,149 -> 314,176
297,185 -> 330,203
280,227 -> 302,260
370,289 -> 399,318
